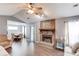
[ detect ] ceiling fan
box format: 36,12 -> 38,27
21,3 -> 44,17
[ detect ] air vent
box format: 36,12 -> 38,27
73,4 -> 78,7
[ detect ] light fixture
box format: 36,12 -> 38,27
28,9 -> 34,14
24,3 -> 44,17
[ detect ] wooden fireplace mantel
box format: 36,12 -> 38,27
40,29 -> 55,32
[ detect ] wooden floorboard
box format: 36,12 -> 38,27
6,39 -> 64,56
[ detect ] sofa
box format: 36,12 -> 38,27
0,34 -> 11,49
65,42 -> 79,56
0,46 -> 9,56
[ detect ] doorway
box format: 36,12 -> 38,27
7,20 -> 26,39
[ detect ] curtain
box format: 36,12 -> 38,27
65,22 -> 69,46
65,20 -> 79,46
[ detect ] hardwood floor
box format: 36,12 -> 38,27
6,39 -> 64,56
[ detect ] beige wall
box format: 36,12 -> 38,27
0,16 -> 7,34
55,19 -> 65,39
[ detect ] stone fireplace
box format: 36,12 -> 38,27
40,29 -> 55,44
40,19 -> 55,46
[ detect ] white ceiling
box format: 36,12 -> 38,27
0,3 -> 79,23
40,3 -> 79,18
0,3 -> 22,15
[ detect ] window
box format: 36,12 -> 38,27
65,21 -> 79,46
68,21 -> 79,46
8,26 -> 18,30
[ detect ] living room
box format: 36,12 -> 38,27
0,3 -> 79,56
0,3 -> 65,56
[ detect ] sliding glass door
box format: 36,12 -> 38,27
65,21 -> 79,46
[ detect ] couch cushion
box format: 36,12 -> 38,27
0,34 -> 11,49
72,42 -> 79,53
0,46 -> 9,56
